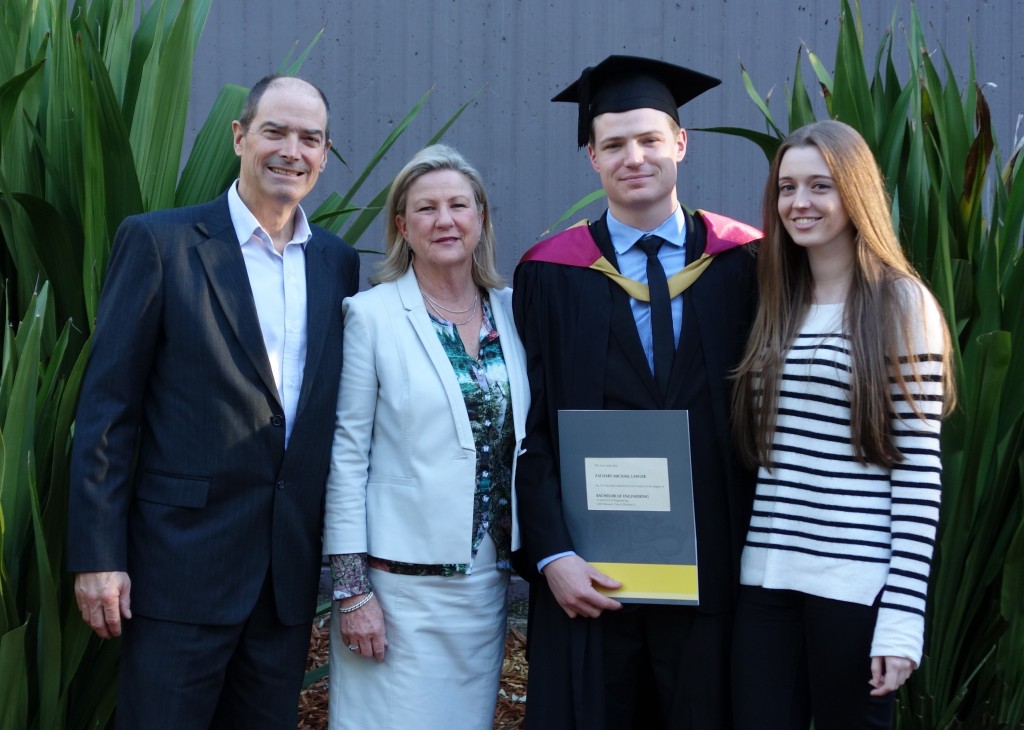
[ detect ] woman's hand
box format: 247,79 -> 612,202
338,594 -> 388,663
869,655 -> 915,696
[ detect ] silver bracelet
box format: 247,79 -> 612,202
337,591 -> 374,613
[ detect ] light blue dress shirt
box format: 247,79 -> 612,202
606,206 -> 688,372
228,181 -> 311,447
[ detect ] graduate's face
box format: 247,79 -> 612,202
397,169 -> 484,278
232,79 -> 329,217
777,145 -> 855,259
588,108 -> 686,227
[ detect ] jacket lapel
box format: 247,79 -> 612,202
294,235 -> 335,420
488,291 -> 528,440
666,209 -> 706,404
397,268 -> 476,452
194,199 -> 281,406
591,216 -> 662,404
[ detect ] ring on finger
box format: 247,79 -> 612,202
348,644 -> 358,652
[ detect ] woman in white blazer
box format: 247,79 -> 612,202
323,145 -> 529,730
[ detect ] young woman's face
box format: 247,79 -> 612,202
776,145 -> 855,256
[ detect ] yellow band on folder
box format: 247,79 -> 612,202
590,562 -> 699,602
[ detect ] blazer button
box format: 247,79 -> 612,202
271,415 -> 284,427
276,480 -> 286,490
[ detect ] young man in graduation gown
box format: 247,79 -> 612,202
512,56 -> 759,729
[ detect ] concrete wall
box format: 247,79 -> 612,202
186,0 -> 1022,280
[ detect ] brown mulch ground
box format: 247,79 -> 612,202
495,626 -> 529,729
297,615 -> 527,729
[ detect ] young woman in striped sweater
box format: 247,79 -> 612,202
730,120 -> 956,729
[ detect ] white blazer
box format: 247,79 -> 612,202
322,267 -> 529,565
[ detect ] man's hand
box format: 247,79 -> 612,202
338,594 -> 388,663
543,555 -> 623,619
869,655 -> 915,696
75,571 -> 132,639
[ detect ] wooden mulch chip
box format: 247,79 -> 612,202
297,617 -> 527,729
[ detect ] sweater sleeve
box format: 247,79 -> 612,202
870,281 -> 947,665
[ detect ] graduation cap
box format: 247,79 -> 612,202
552,54 -> 721,147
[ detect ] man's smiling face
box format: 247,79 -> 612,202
232,77 -> 329,218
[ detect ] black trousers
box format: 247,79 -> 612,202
731,586 -> 895,730
116,572 -> 311,729
602,604 -> 731,730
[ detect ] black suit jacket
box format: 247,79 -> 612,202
68,193 -> 360,627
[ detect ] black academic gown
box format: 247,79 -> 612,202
512,209 -> 757,730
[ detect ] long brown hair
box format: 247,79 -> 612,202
732,120 -> 956,469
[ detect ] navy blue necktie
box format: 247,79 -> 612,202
636,235 -> 675,394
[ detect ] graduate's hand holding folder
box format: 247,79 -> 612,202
543,554 -> 623,619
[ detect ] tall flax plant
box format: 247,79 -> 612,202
1,2 -> 213,726
0,0 -> 474,726
709,0 -> 1024,726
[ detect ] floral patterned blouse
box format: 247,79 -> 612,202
331,294 -> 515,599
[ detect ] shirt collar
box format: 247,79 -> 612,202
608,205 -> 687,256
227,180 -> 312,249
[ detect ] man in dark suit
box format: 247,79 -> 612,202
68,74 -> 359,728
513,56 -> 758,728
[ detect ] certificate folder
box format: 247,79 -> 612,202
558,409 -> 698,605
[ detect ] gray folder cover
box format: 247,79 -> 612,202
558,409 -> 698,605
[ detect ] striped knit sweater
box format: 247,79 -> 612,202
740,281 -> 946,665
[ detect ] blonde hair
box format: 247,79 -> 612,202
373,144 -> 503,288
733,120 -> 956,468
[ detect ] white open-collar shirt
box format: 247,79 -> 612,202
228,181 -> 311,447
